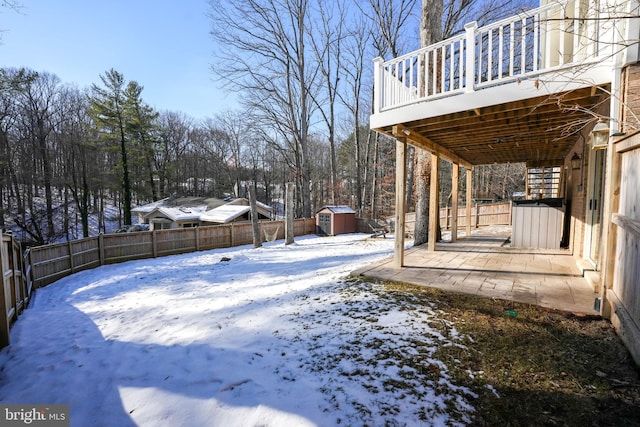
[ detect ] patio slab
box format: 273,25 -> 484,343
353,226 -> 600,315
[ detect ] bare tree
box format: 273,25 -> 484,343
19,71 -> 61,241
308,0 -> 346,205
208,0 -> 317,218
338,13 -> 373,215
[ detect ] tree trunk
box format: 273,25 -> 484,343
413,149 -> 431,245
248,185 -> 262,248
285,182 -> 295,245
414,0 -> 444,246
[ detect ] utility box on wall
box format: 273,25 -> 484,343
316,206 -> 356,236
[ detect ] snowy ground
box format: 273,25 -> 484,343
0,234 -> 475,426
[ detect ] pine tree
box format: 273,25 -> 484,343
89,69 -> 134,226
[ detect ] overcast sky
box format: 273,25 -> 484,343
1,0 -> 235,120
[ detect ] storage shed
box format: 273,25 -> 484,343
511,198 -> 565,249
316,206 -> 356,236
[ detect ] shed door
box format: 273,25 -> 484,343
318,213 -> 331,235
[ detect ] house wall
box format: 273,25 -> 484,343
562,90 -> 612,261
620,64 -> 640,132
563,130 -> 589,258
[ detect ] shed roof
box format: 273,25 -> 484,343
318,206 -> 356,214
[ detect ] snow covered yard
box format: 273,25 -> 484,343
0,234 -> 475,426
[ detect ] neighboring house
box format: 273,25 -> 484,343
371,0 -> 640,363
132,197 -> 272,230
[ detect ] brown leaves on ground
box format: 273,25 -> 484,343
383,282 -> 640,427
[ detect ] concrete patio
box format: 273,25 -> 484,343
353,226 -> 600,315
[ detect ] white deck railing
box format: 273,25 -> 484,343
373,0 -> 625,114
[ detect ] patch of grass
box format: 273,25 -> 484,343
384,282 -> 640,426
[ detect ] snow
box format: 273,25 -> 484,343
199,205 -> 251,223
0,233 -> 475,426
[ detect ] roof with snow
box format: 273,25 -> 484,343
200,205 -> 251,223
143,206 -> 208,222
135,197 -> 273,224
317,206 -> 356,214
132,197 -> 229,214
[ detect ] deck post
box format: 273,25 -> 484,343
428,154 -> 440,251
464,21 -> 477,93
373,57 -> 384,114
394,138 -> 407,267
466,168 -> 472,237
451,163 -> 459,242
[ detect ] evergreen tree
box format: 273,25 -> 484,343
89,69 -> 134,226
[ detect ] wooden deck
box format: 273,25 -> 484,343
353,226 -> 599,315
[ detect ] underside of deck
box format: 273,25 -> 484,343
353,226 -> 599,315
372,74 -> 611,167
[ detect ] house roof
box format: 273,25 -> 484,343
135,197 -> 273,224
200,205 -> 251,223
318,206 -> 356,214
143,206 -> 208,222
132,197 -> 229,214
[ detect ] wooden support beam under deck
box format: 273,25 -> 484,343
428,153 -> 440,251
466,168 -> 472,237
391,124 -> 473,170
394,137 -> 407,267
451,163 -> 459,242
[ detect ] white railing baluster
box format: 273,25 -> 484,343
417,52 -> 423,98
440,46 -> 447,93
449,43 -> 454,90
533,14 -> 539,71
559,9 -> 566,66
458,39 -> 464,90
573,0 -> 580,62
488,30 -> 493,81
432,50 -> 437,95
544,7 -> 552,68
499,26 -> 504,78
521,18 -> 527,74
424,50 -> 430,96
509,22 -> 515,76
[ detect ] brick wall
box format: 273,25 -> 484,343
620,64 -> 640,133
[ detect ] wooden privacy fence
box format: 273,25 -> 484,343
1,233 -> 30,348
27,218 -> 316,289
440,202 -> 512,229
404,201 -> 512,234
0,218 -> 315,348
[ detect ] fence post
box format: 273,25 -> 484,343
475,204 -> 480,228
98,234 -> 105,266
0,234 -> 11,348
230,224 -> 235,248
152,230 -> 158,258
67,241 -> 75,274
195,227 -> 200,252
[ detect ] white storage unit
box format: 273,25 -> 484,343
511,199 -> 564,249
